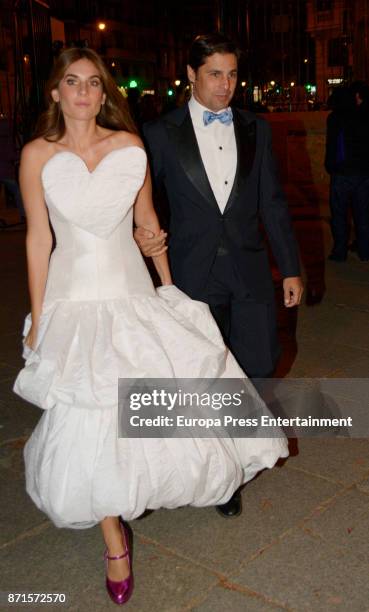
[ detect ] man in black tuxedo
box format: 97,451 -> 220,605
136,33 -> 303,517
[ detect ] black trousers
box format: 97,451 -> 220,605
201,253 -> 280,378
330,174 -> 369,260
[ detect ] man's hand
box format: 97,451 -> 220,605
134,227 -> 168,257
283,276 -> 304,307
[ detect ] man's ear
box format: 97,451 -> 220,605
51,88 -> 60,103
187,64 -> 196,84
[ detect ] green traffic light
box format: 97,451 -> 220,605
168,89 -> 174,96
129,80 -> 138,88
305,83 -> 312,91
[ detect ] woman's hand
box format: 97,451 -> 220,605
25,325 -> 38,351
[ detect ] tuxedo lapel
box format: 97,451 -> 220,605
223,110 -> 256,214
164,106 -> 219,211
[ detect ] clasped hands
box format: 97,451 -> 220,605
134,226 -> 168,257
133,227 -> 303,307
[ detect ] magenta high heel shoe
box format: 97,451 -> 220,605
104,521 -> 133,605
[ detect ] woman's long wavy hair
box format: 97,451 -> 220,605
32,47 -> 137,141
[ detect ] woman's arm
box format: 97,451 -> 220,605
134,162 -> 172,286
19,143 -> 53,348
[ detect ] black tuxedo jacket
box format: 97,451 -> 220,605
142,104 -> 300,302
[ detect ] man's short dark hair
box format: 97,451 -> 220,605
188,33 -> 240,71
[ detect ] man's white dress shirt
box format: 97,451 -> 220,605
188,96 -> 237,214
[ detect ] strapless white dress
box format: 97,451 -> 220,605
13,146 -> 288,529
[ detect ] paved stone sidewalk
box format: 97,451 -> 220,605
0,219 -> 368,611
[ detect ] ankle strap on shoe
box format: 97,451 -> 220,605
104,549 -> 128,561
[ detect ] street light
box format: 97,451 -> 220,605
304,58 -> 308,63
97,22 -> 107,55
270,80 -> 276,86
241,81 -> 247,87
174,79 -> 181,86
290,81 -> 295,87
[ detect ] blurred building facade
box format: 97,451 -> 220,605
1,0 -> 53,141
245,1 -> 313,86
307,0 -> 369,102
3,0 -> 369,136
243,0 -> 314,110
0,2 -> 13,119
0,0 -> 221,137
49,0 -> 176,95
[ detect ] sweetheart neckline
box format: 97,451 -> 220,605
41,145 -> 146,178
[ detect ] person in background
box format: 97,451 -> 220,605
325,83 -> 369,262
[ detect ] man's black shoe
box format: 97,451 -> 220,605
215,490 -> 242,518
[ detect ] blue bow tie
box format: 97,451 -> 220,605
203,108 -> 233,126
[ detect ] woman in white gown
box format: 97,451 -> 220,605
14,48 -> 288,605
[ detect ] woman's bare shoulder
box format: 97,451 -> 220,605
109,130 -> 144,151
21,138 -> 57,169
